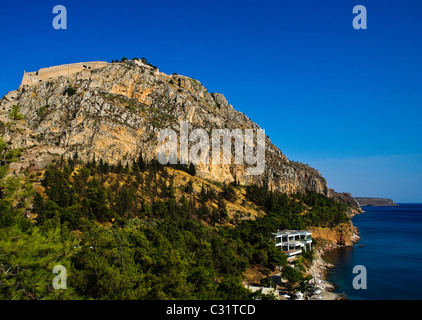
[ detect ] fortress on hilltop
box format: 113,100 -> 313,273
21,61 -> 108,86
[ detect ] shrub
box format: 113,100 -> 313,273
9,105 -> 24,120
37,105 -> 49,118
62,87 -> 76,96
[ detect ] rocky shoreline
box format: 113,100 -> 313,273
308,226 -> 361,300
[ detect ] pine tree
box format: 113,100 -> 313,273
185,180 -> 194,194
188,163 -> 196,176
91,154 -> 96,168
200,183 -> 208,203
116,160 -> 124,173
217,194 -> 228,221
137,152 -> 146,171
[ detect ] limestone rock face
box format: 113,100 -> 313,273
310,221 -> 360,247
0,61 -> 356,205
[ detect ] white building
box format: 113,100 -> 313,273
274,230 -> 312,259
245,285 -> 279,298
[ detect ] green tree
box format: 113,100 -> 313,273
222,184 -> 237,202
70,224 -> 146,299
0,224 -> 79,299
188,163 -> 196,176
282,266 -> 304,287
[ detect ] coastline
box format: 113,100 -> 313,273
308,225 -> 361,300
308,246 -> 344,300
313,204 -> 422,300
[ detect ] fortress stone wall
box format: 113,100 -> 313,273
21,61 -> 108,86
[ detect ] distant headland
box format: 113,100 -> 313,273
355,197 -> 398,207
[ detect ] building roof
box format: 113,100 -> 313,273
274,229 -> 312,236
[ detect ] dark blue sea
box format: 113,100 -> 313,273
323,204 -> 422,300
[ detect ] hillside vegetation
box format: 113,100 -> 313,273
0,141 -> 351,299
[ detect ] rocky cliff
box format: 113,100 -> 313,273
0,59 -> 358,207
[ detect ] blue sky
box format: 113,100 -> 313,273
1,0 -> 421,202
